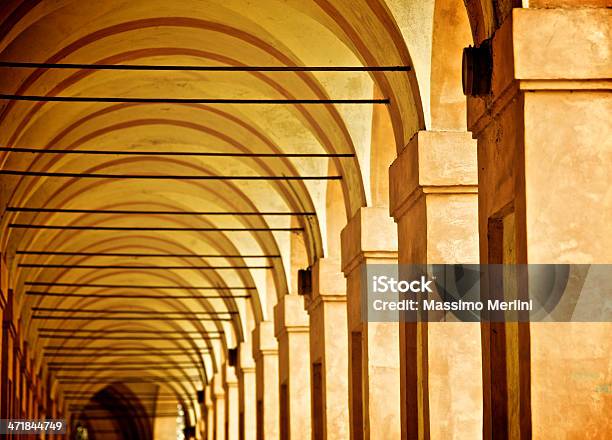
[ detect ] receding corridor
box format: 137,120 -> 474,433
0,1 -> 610,439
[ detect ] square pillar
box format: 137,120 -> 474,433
1,289 -> 15,421
205,386 -> 214,440
466,7 -> 611,438
306,257 -> 349,440
274,295 -> 311,440
197,412 -> 205,440
341,207 -> 400,440
224,363 -> 239,440
390,130 -> 482,439
212,374 -> 226,440
238,341 -> 256,440
252,321 -> 279,440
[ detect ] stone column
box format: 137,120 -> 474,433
341,207 -> 400,440
224,363 -> 239,440
389,130 -> 482,439
32,372 -> 38,421
205,385 -> 214,440
15,343 -> 22,419
212,374 -> 226,440
0,254 -> 6,419
252,321 -> 279,440
238,341 -> 257,440
24,345 -> 32,420
465,6 -> 611,438
0,288 -> 15,422
306,257 -> 349,440
197,416 -> 205,440
274,295 -> 311,440
49,388 -> 56,419
39,376 -> 46,423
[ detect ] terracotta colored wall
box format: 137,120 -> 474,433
468,7 -> 611,438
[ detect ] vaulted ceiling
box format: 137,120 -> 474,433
0,0 -> 433,425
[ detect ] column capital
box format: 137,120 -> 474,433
252,321 -> 277,359
204,386 -> 214,409
513,8 -> 610,87
389,130 -> 477,222
306,257 -> 346,314
341,207 -> 397,275
223,363 -> 238,388
468,8 -> 611,135
240,365 -> 255,375
238,341 -> 255,371
274,295 -> 308,338
2,289 -> 16,338
212,374 -> 225,398
0,253 -> 8,310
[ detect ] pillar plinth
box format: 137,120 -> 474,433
467,7 -> 611,439
274,295 -> 311,440
390,130 -> 482,439
306,257 -> 349,440
341,207 -> 400,440
252,321 -> 279,440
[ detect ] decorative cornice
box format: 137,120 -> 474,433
306,293 -> 346,315
341,207 -> 398,275
342,250 -> 398,278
